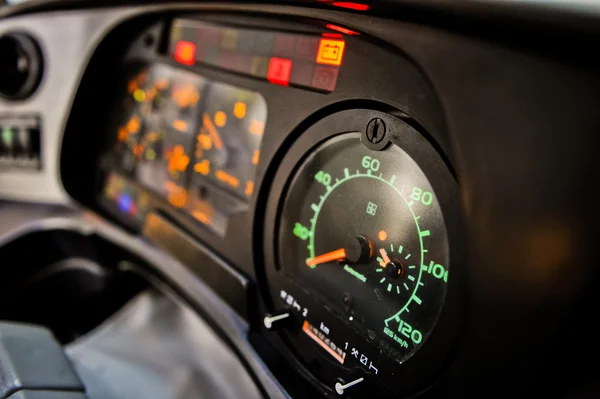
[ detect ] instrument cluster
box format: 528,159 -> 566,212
103,62 -> 266,235
89,14 -> 462,398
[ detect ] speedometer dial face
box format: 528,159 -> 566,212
279,133 -> 449,363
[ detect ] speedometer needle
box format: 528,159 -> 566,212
306,248 -> 346,267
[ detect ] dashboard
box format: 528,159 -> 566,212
1,1 -> 600,398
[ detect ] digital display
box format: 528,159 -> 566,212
107,63 -> 267,235
169,20 -> 346,92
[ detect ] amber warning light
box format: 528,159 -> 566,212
316,39 -> 345,66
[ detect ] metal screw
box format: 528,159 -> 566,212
365,118 -> 386,144
343,293 -> 352,311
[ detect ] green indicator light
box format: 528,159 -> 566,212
2,127 -> 13,147
387,283 -> 392,292
343,265 -> 366,283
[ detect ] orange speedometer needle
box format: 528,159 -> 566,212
306,248 -> 347,267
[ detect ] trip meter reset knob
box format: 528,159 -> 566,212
263,311 -> 291,330
335,377 -> 364,395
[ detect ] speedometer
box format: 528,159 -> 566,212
262,109 -> 463,397
279,133 -> 448,362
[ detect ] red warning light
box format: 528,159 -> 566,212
316,39 -> 345,66
322,32 -> 344,39
174,41 -> 196,66
267,57 -> 293,86
325,24 -> 358,35
332,2 -> 370,11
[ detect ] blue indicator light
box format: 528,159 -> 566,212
118,193 -> 133,213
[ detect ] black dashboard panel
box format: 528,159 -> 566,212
39,2 -> 600,398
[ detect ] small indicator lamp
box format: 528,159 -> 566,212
316,39 -> 346,66
133,89 -> 145,102
118,194 -> 133,213
267,57 -> 293,86
322,32 -> 344,39
332,2 -> 370,11
233,102 -> 246,119
325,24 -> 358,35
214,111 -> 227,128
378,230 -> 388,241
174,41 -> 196,66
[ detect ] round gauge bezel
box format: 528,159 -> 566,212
261,108 -> 466,396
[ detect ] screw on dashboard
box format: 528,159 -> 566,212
365,118 -> 386,144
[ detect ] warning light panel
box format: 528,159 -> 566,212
169,20 -> 348,92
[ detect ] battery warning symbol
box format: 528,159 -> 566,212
316,39 -> 345,66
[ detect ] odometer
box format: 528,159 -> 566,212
279,133 -> 449,363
